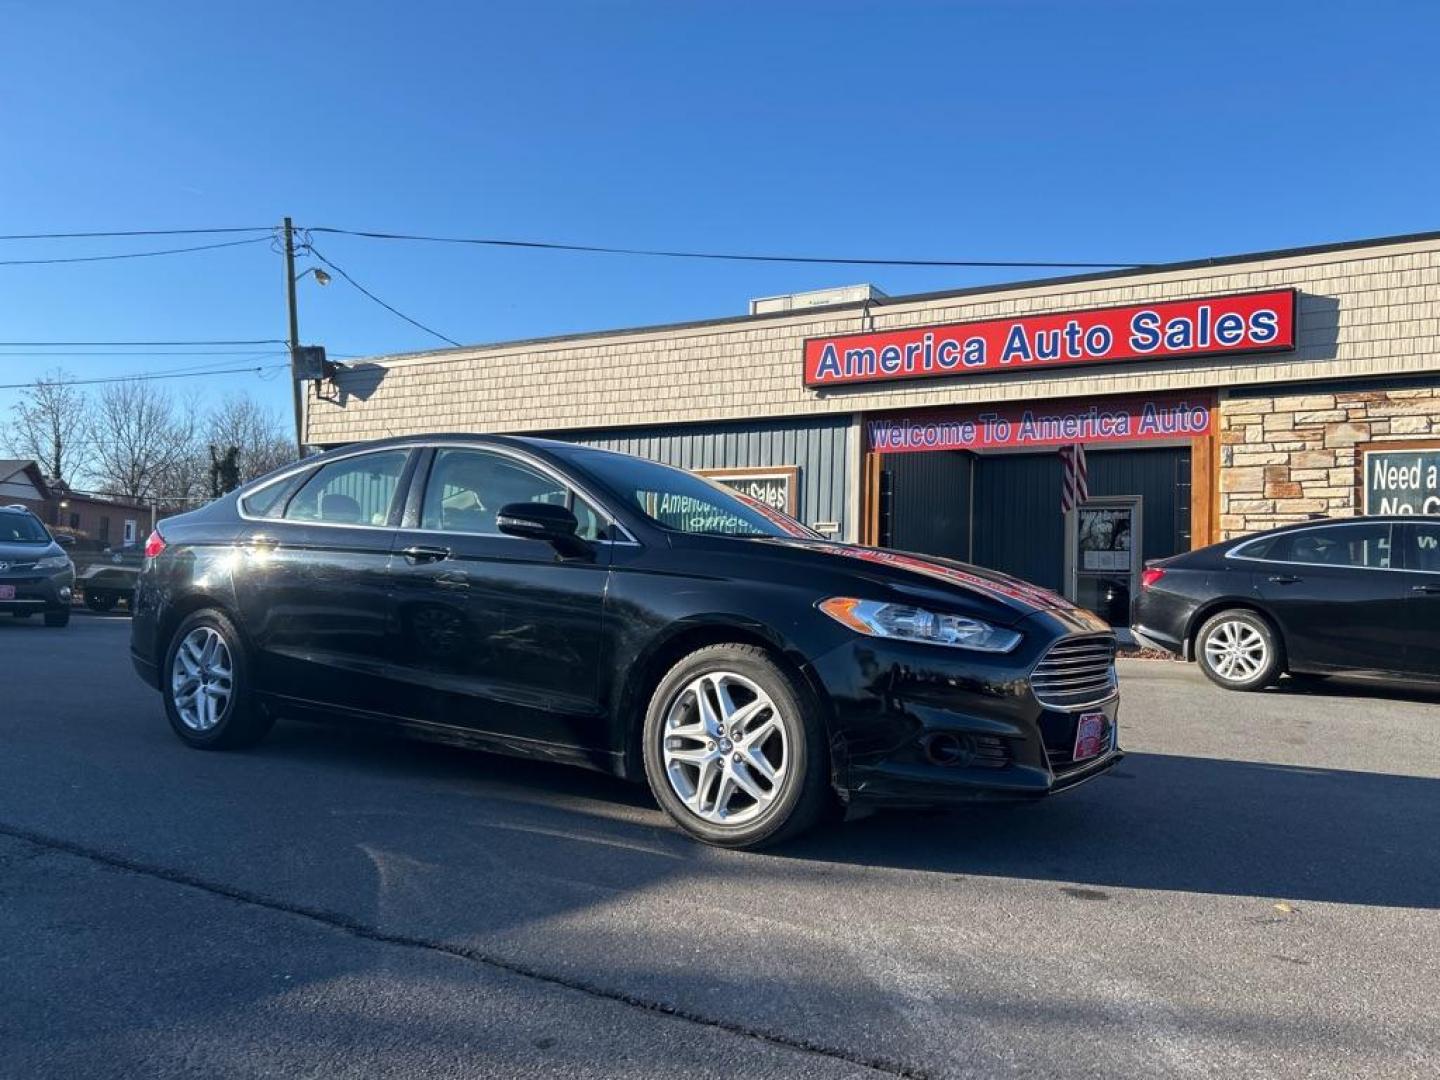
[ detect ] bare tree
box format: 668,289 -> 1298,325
91,381 -> 198,501
6,369 -> 93,483
205,392 -> 295,482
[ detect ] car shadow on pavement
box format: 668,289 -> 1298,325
780,752 -> 1440,909
255,719 -> 1440,911
1269,674 -> 1440,705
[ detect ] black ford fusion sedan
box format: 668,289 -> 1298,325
1132,515 -> 1440,692
131,435 -> 1121,848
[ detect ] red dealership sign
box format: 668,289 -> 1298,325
804,289 -> 1296,388
867,393 -> 1215,454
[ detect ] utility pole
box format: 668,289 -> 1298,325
283,216 -> 303,455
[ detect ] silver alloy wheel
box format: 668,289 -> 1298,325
1203,619 -> 1268,682
170,625 -> 234,732
661,671 -> 788,826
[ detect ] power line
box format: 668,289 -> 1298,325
0,236 -> 271,267
0,227 -> 272,241
305,244 -> 461,347
305,225 -> 1141,269
0,338 -> 286,346
0,361 -> 289,391
0,348 -> 296,357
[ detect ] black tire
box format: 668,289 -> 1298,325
44,608 -> 70,628
642,643 -> 832,849
161,609 -> 274,750
85,591 -> 118,612
1195,609 -> 1283,691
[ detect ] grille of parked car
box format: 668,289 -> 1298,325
1029,634 -> 1118,710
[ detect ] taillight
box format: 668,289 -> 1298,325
144,529 -> 167,559
1140,566 -> 1166,590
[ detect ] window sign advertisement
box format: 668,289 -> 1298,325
1078,507 -> 1135,572
1363,447 -> 1440,515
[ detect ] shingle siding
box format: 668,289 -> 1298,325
307,237 -> 1440,447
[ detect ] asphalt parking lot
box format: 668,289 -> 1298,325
2,616 -> 1438,1079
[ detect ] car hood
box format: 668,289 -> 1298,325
744,537 -> 1109,632
0,540 -> 61,562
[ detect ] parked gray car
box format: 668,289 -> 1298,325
0,504 -> 74,627
77,541 -> 143,611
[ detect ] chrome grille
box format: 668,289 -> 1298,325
1029,634 -> 1117,710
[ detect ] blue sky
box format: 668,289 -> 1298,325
1,0 -> 1436,425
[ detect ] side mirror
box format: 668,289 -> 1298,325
495,502 -> 592,558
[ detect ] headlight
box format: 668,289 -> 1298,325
818,597 -> 1021,653
36,554 -> 72,571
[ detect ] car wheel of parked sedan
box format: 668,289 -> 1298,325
642,644 -> 830,849
1195,610 -> 1283,691
162,610 -> 274,749
44,608 -> 70,628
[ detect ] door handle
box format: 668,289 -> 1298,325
1267,574 -> 1300,585
244,535 -> 279,551
401,544 -> 451,564
1411,583 -> 1440,595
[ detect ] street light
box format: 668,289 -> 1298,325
294,267 -> 332,286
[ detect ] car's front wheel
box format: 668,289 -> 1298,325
642,643 -> 831,849
162,610 -> 274,749
1195,610 -> 1283,691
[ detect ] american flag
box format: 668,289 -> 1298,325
1059,443 -> 1088,513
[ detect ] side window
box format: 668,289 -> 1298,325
1400,523 -> 1440,572
1266,523 -> 1393,569
240,476 -> 296,519
421,448 -> 603,538
284,451 -> 409,526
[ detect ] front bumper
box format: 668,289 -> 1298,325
805,629 -> 1122,809
0,569 -> 73,613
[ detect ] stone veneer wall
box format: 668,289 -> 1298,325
1218,384 -> 1440,536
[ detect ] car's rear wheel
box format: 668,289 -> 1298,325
162,610 -> 273,749
85,591 -> 118,612
1195,610 -> 1283,691
642,644 -> 830,849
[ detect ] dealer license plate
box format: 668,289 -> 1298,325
0,585 -> 14,600
1073,711 -> 1108,762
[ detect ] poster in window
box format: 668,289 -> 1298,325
1077,507 -> 1134,572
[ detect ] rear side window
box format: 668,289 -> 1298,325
1398,522 -> 1440,572
239,478 -> 293,519
1263,522 -> 1393,569
284,451 -> 409,526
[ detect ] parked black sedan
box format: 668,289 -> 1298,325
130,435 -> 1121,847
1132,515 -> 1440,691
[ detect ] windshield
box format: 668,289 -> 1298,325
0,512 -> 51,544
570,450 -> 817,538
